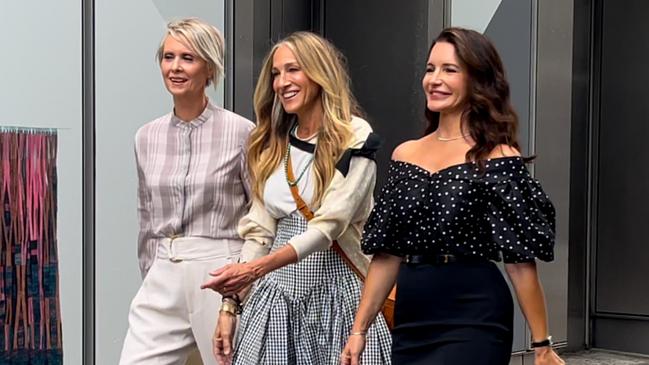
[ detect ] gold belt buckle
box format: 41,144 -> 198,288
168,234 -> 183,262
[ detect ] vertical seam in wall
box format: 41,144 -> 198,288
225,0 -> 234,110
586,0 -> 601,348
82,0 -> 96,363
529,0 -> 538,178
444,0 -> 452,27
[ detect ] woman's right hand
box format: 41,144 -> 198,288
534,347 -> 565,365
340,334 -> 366,365
213,311 -> 237,365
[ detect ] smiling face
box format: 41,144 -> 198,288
422,41 -> 468,114
271,44 -> 322,118
160,35 -> 211,100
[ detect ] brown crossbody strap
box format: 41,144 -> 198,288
286,153 -> 366,282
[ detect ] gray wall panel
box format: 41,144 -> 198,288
483,0 -> 532,154
94,2 -> 225,363
594,0 -> 649,317
593,318 -> 649,354
1,2 -> 84,363
568,0 -> 592,350
535,0 -> 573,345
452,0 -> 534,352
324,0 -> 431,190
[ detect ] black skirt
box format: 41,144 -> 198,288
391,260 -> 514,365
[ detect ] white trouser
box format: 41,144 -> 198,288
119,237 -> 242,365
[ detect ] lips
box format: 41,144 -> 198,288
429,90 -> 451,100
282,90 -> 299,101
169,76 -> 188,85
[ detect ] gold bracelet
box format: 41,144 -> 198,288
349,331 -> 367,336
220,301 -> 240,316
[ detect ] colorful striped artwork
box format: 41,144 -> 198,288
0,128 -> 62,364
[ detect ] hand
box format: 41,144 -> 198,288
340,334 -> 366,365
534,347 -> 565,365
213,311 -> 237,365
201,262 -> 260,296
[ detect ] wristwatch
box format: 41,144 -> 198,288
531,335 -> 553,348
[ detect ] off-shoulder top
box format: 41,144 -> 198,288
361,157 -> 555,264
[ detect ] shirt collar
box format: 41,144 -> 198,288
170,100 -> 214,129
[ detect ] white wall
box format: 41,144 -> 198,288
94,1 -> 225,363
0,1 -> 83,364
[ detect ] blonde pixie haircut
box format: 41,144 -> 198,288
156,17 -> 225,87
248,31 -> 363,207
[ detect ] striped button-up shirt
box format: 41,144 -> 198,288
134,102 -> 254,277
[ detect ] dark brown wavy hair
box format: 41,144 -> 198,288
424,27 -> 528,165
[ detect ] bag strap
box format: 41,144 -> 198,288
286,154 -> 314,221
285,151 -> 365,282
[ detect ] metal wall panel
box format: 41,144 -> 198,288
535,0 -> 573,346
588,0 -> 649,355
594,0 -> 649,317
450,0 -> 533,352
593,318 -> 649,354
451,0 -> 572,351
567,0 -> 592,350
1,2 -> 85,363
94,2 -> 225,363
324,0 -> 431,190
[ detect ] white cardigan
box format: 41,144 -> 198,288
238,116 -> 379,277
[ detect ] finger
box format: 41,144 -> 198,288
213,338 -> 223,357
201,276 -> 229,290
340,350 -> 350,365
209,265 -> 230,276
222,332 -> 233,356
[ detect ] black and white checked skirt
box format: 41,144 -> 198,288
233,213 -> 392,364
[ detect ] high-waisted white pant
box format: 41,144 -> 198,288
119,237 -> 242,365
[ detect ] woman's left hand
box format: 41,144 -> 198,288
534,347 -> 565,365
340,334 -> 366,365
201,262 -> 260,296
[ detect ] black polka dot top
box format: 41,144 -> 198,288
361,156 -> 555,263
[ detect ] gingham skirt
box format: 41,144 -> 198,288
233,213 -> 392,365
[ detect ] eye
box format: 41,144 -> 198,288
444,66 -> 458,73
163,53 -> 174,60
288,66 -> 300,73
271,70 -> 280,78
182,54 -> 194,62
425,65 -> 435,73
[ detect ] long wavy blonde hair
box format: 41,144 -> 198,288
248,31 -> 362,206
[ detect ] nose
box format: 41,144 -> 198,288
274,71 -> 290,90
430,70 -> 443,85
171,57 -> 182,72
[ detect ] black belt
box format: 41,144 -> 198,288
403,254 -> 487,265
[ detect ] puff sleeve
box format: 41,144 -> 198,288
484,167 -> 556,264
360,162 -> 405,257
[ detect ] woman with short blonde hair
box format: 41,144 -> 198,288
202,31 -> 392,364
119,18 -> 253,365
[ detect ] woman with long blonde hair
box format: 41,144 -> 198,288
201,31 -> 392,364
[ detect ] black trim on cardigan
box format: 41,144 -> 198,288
288,132 -> 382,177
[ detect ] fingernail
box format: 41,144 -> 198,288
224,350 -> 230,355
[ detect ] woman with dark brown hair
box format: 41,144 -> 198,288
341,28 -> 565,365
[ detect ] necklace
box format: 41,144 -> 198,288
436,133 -> 470,142
284,124 -> 315,186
